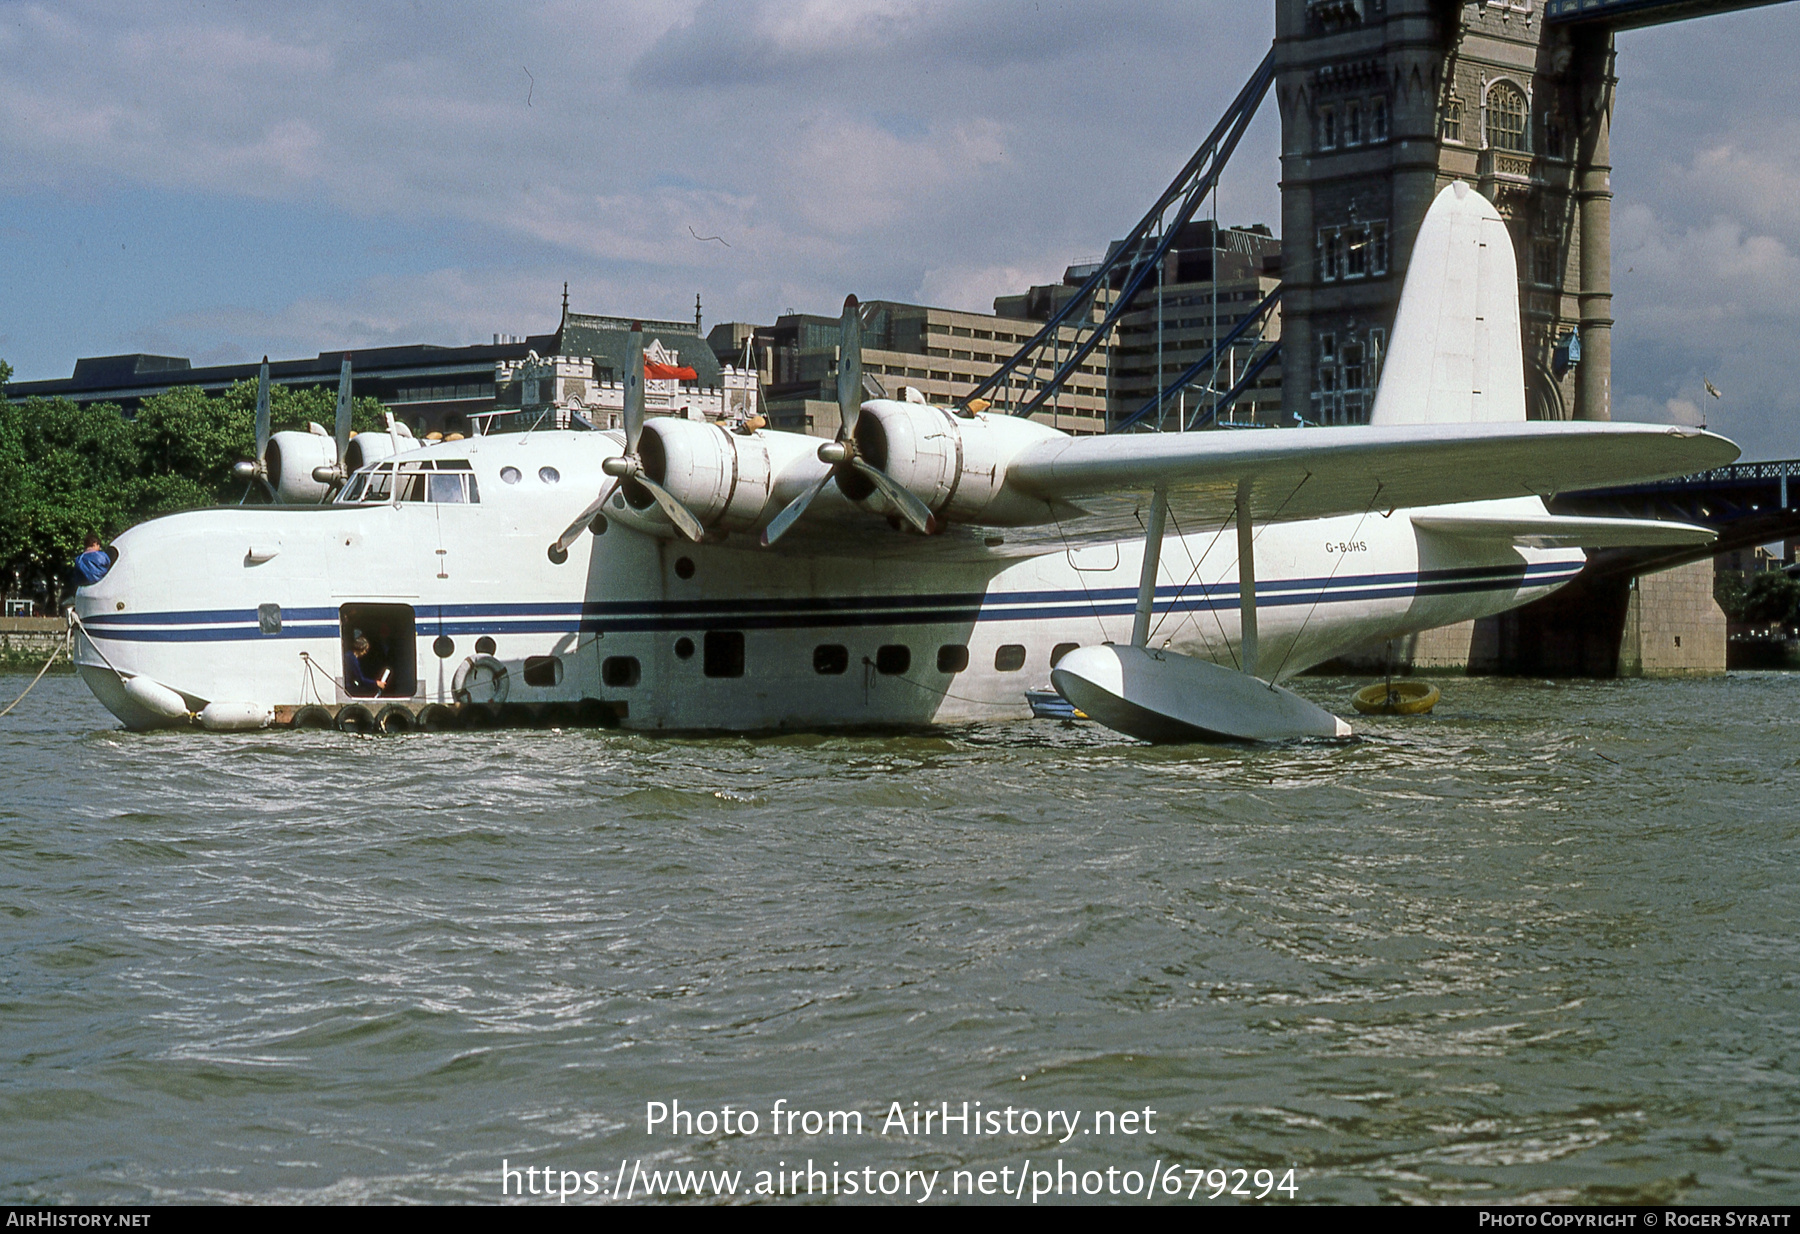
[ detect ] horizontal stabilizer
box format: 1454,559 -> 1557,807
1411,512 -> 1717,549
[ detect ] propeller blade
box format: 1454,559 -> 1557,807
760,471 -> 833,547
254,358 -> 271,459
334,357 -> 353,464
551,477 -> 621,554
851,458 -> 938,535
625,322 -> 645,456
635,473 -> 706,543
837,294 -> 862,441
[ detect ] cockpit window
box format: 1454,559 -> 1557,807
361,466 -> 394,502
429,472 -> 473,503
337,459 -> 479,504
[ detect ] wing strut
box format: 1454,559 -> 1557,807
1051,473 -> 1349,742
1128,479 -> 1259,671
1131,484 -> 1169,649
1236,479 -> 1257,678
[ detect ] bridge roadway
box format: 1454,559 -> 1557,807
1545,0 -> 1793,30
1552,457 -> 1800,580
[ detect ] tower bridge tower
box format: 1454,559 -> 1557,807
1274,0 -> 1785,430
1276,0 -> 1608,425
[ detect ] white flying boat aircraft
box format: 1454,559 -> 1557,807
70,184 -> 1735,742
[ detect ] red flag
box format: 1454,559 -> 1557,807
645,360 -> 697,381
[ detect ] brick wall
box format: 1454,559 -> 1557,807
0,618 -> 68,669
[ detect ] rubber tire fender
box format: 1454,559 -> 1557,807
336,704 -> 377,734
451,654 -> 511,705
417,703 -> 461,731
375,705 -> 416,734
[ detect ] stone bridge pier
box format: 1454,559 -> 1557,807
1464,559 -> 1725,677
1332,460 -> 1800,679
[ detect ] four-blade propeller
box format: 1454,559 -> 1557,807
310,358 -> 356,490
761,295 -> 938,547
552,323 -> 704,555
230,358 -> 276,499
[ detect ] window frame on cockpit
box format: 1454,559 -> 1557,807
349,466 -> 394,503
337,459 -> 479,505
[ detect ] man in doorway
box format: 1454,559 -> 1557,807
344,630 -> 392,697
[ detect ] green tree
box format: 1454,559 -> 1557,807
1738,571 -> 1800,629
254,379 -> 391,438
1714,571 -> 1748,622
131,385 -> 257,512
0,396 -> 141,587
132,379 -> 392,511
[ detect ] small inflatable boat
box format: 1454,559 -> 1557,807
1026,688 -> 1087,720
1351,679 -> 1441,716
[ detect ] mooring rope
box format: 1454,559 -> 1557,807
0,641 -> 63,720
64,608 -> 127,676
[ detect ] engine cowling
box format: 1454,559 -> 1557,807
265,431 -> 338,503
847,400 -> 1064,527
345,429 -> 407,472
633,417 -> 822,533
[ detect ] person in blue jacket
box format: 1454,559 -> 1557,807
73,535 -> 113,586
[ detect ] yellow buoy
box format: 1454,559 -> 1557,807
1352,679 -> 1440,716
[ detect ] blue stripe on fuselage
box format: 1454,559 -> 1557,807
78,562 -> 1579,643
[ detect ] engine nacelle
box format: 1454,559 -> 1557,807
344,429 -> 407,472
265,431 -> 338,504
848,400 -> 1065,527
634,417 -> 822,533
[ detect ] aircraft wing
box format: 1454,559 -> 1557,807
750,421 -> 1736,563
1007,421 -> 1736,526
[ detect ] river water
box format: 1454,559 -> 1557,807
2,671 -> 1796,1205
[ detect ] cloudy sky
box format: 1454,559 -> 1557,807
2,1 -> 1797,457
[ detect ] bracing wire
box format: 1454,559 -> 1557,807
1051,509 -> 1114,642
1270,481 -> 1384,684
1148,471 -> 1315,667
1148,504 -> 1240,667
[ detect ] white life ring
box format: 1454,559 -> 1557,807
452,654 -> 510,705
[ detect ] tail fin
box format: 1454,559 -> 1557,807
1369,182 -> 1524,426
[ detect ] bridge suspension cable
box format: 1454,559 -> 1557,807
1190,340 -> 1283,431
1111,285 -> 1283,433
959,47 -> 1276,422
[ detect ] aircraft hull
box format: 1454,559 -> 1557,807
69,439 -> 1581,734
